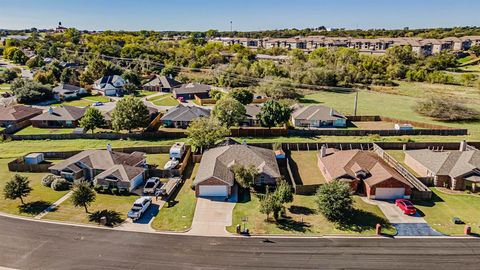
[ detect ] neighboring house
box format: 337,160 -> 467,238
160,105 -> 210,128
404,143 -> 480,191
53,84 -> 87,100
0,105 -> 43,128
49,149 -> 146,192
30,106 -> 86,128
317,147 -> 412,200
172,83 -> 211,100
241,104 -> 262,126
93,75 -> 125,97
193,143 -> 281,197
143,75 -> 182,92
291,105 -> 347,128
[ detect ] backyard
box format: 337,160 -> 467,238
146,153 -> 171,167
15,126 -> 76,135
227,191 -> 395,235
288,151 -> 325,185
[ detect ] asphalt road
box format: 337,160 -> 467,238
1,216 -> 480,270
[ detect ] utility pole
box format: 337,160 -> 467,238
353,92 -> 358,116
230,21 -> 233,33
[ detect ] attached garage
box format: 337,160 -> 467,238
374,188 -> 406,200
198,185 -> 228,197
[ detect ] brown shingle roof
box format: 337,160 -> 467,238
94,164 -> 145,184
49,150 -> 145,172
31,106 -> 86,121
0,105 -> 43,122
292,105 -> 346,122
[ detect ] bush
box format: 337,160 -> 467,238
51,178 -> 72,191
88,210 -> 123,226
41,174 -> 57,187
111,187 -> 119,195
315,181 -> 353,223
415,98 -> 480,121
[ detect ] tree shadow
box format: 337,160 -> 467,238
289,205 -> 315,215
298,98 -> 323,104
18,201 -> 52,215
275,217 -> 312,233
337,209 -> 392,233
88,210 -> 124,227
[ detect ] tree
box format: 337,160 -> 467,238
231,164 -> 258,189
259,191 -> 282,220
257,79 -> 301,100
415,98 -> 479,121
258,100 -> 292,128
79,107 -> 106,133
209,88 -> 224,101
10,78 -> 53,104
274,179 -> 293,205
3,174 -> 32,205
122,70 -> 141,88
71,182 -> 96,213
229,88 -> 254,105
111,96 -> 150,132
315,181 -> 353,223
212,97 -> 246,127
186,117 -> 230,152
33,70 -> 56,85
471,45 -> 480,57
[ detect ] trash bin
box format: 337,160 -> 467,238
100,216 -> 107,226
464,225 -> 471,235
236,224 -> 241,234
375,224 -> 382,235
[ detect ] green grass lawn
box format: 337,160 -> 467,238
43,193 -> 139,225
415,188 -> 480,235
0,158 -> 69,216
385,150 -> 420,177
15,126 -> 76,135
146,153 -> 171,166
150,95 -> 179,106
227,191 -> 395,235
83,95 -> 111,103
151,163 -> 198,231
288,151 -> 325,185
51,95 -> 111,107
300,89 -> 480,140
135,90 -> 158,98
0,83 -> 10,92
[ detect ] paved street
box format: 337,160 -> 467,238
1,215 -> 480,269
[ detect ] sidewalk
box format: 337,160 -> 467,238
34,191 -> 73,220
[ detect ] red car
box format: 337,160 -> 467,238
395,199 -> 417,215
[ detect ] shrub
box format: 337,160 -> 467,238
51,178 -> 72,191
315,181 -> 353,223
88,210 -> 123,226
41,174 -> 57,187
415,98 -> 480,121
111,187 -> 119,195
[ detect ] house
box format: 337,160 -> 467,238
291,105 -> 347,128
317,148 -> 412,200
193,143 -> 281,197
404,142 -> 480,191
172,83 -> 211,100
0,105 -> 43,128
160,105 -> 210,128
49,149 -> 146,192
93,75 -> 125,96
241,104 -> 262,126
143,75 -> 182,92
52,84 -> 87,100
30,106 -> 86,128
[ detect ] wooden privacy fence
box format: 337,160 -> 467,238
8,158 -> 52,173
289,128 -> 467,137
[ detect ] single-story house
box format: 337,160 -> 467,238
317,147 -> 412,200
193,143 -> 281,197
53,84 -> 88,100
143,75 -> 182,92
93,75 -> 125,97
291,105 -> 347,128
49,149 -> 146,191
160,105 -> 210,128
241,104 -> 262,126
0,105 -> 43,128
31,106 -> 86,128
172,83 -> 211,100
404,144 -> 480,191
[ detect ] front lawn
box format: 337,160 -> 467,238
135,90 -> 158,98
288,151 -> 325,185
150,95 -> 179,106
227,191 -> 395,235
43,193 -> 138,225
15,126 -> 76,135
83,95 -> 111,103
415,188 -> 480,235
151,163 -> 198,231
0,158 -> 69,216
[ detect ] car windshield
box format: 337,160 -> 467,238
133,203 -> 143,208
403,201 -> 413,206
130,207 -> 140,212
145,182 -> 155,188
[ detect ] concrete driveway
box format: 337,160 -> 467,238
187,190 -> 237,236
362,198 -> 442,236
117,198 -> 165,232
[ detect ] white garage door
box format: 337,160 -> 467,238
375,188 -> 405,200
198,185 -> 228,197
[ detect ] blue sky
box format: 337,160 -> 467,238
0,0 -> 479,31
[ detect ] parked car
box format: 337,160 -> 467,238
395,199 -> 417,215
164,158 -> 179,170
93,102 -> 103,106
127,197 -> 152,220
143,177 -> 161,194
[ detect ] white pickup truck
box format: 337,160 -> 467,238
127,197 -> 152,221
143,177 -> 161,194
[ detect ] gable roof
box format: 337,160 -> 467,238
31,106 -> 86,121
292,105 -> 346,121
53,84 -> 83,94
244,104 -> 262,120
94,75 -> 124,90
94,164 -> 145,184
406,149 -> 480,178
194,144 -> 281,186
0,105 -> 43,122
173,83 -> 211,95
161,105 -> 210,122
143,75 -> 181,89
49,150 -> 145,172
318,149 -> 412,187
